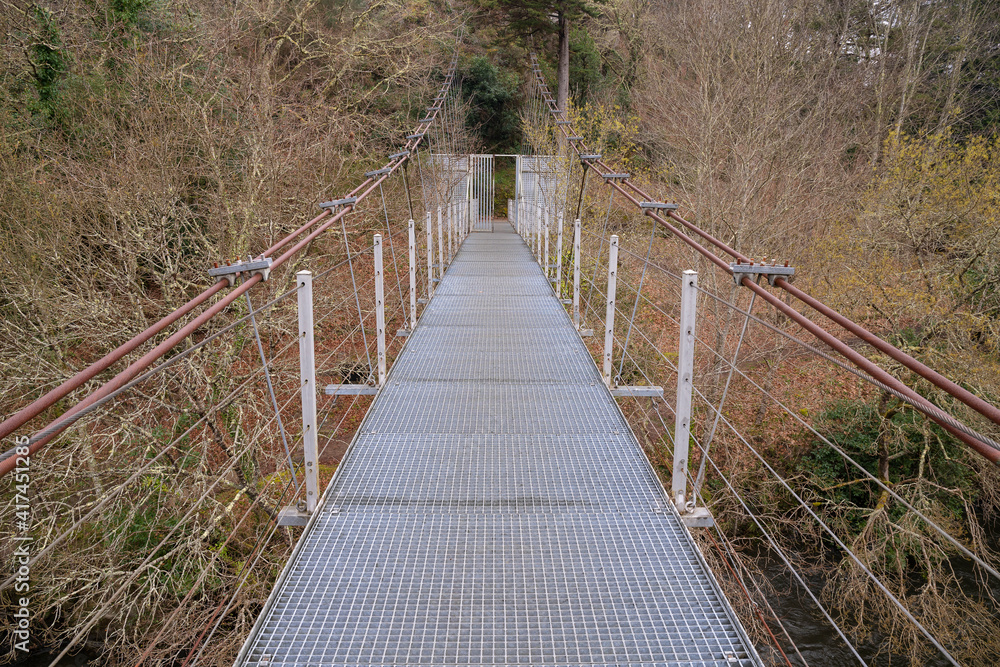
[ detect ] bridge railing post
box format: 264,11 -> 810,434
374,234 -> 386,386
573,217 -> 581,328
437,206 -> 444,277
544,207 -> 550,278
556,210 -> 563,298
448,201 -> 454,261
296,270 -> 319,513
532,202 -> 537,251
426,211 -> 434,297
519,198 -> 524,238
673,270 -> 697,510
527,203 -> 532,249
603,235 -> 619,387
536,203 -> 543,263
408,219 -> 417,330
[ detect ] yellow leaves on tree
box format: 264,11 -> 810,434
853,130 -> 1000,365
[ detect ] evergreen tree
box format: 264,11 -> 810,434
475,0 -> 603,111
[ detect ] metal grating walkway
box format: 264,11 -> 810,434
235,222 -> 761,667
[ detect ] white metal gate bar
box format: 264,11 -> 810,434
470,154 -> 494,231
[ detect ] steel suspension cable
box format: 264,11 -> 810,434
616,216 -> 657,384
626,376 -> 866,665
698,445 -> 869,665
0,51 -> 462,477
605,332 -> 854,664
379,181 -> 408,315
213,301 -> 412,664
585,187 -> 615,308
42,261 -> 400,663
0,250 -> 375,590
527,54 -> 1000,464
588,261 -> 1000,581
44,419 -> 278,667
340,214 -> 374,381
692,290 -> 755,498
245,290 -> 299,493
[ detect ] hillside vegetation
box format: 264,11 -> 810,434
4,0 -> 1000,664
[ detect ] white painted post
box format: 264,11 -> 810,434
544,207 -> 550,277
296,270 -> 319,513
528,200 -> 533,244
437,205 -> 444,276
573,217 -> 581,329
536,203 -> 543,263
556,210 -> 564,298
426,211 -> 434,297
408,219 -> 417,330
602,235 -> 619,388
448,201 -> 454,261
673,270 -> 698,510
374,234 -> 386,386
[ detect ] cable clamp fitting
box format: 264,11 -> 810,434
209,256 -> 273,282
319,196 -> 357,210
730,259 -> 795,286
364,167 -> 392,178
640,202 -> 679,212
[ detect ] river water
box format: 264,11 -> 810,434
758,547 -> 997,666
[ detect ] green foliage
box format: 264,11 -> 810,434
108,0 -> 153,28
29,6 -> 69,119
474,0 -> 604,40
494,157 -> 516,216
569,24 -> 601,102
462,56 -> 522,152
805,397 -> 977,534
114,499 -> 183,556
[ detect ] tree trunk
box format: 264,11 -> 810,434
558,9 -> 570,113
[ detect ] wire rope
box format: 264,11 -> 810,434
245,290 -> 299,493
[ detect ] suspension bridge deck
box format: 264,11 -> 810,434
236,222 -> 760,666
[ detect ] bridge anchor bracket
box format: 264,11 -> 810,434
679,506 -> 715,529
610,386 -> 664,399
277,504 -> 310,527
325,384 -> 379,396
